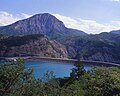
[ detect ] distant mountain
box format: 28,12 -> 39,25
0,13 -> 87,38
110,30 -> 120,34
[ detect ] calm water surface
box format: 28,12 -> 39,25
0,60 -> 93,78
24,60 -> 92,78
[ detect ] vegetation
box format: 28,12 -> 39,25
83,67 -> 120,96
70,60 -> 85,79
58,33 -> 120,62
0,59 -> 120,96
1,33 -> 120,63
0,34 -> 44,47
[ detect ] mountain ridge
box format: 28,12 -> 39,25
0,13 -> 120,63
0,13 -> 87,38
110,30 -> 120,34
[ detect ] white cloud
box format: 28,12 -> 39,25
0,11 -> 31,26
111,0 -> 120,2
111,21 -> 120,26
53,14 -> 120,34
0,11 -> 120,34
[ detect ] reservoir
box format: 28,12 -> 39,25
1,59 -> 105,78
24,60 -> 92,78
0,59 -> 119,79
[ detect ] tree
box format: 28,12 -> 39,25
1,59 -> 120,96
83,67 -> 120,96
60,80 -> 84,96
0,58 -> 35,96
70,60 -> 86,80
0,59 -> 61,96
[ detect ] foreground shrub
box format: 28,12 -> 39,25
0,59 -> 120,96
83,67 -> 120,96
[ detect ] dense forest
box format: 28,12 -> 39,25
0,59 -> 120,96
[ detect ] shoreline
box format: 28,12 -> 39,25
26,59 -> 74,65
0,56 -> 120,68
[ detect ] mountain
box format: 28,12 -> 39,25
0,34 -> 68,58
0,13 -> 120,63
0,13 -> 86,59
58,32 -> 120,64
1,31 -> 120,63
110,30 -> 120,34
0,13 -> 87,38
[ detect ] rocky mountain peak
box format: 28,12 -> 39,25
26,13 -> 66,32
0,13 -> 86,37
0,13 -> 67,36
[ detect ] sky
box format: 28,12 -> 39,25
0,0 -> 120,34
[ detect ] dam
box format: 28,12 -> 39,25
0,56 -> 120,68
26,56 -> 120,68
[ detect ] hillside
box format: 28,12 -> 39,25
0,13 -> 120,63
0,34 -> 68,58
110,30 -> 120,34
59,33 -> 120,63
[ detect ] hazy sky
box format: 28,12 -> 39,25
0,0 -> 120,34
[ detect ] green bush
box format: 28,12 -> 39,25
0,59 -> 120,96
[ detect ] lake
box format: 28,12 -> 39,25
0,60 -> 93,78
24,60 -> 92,78
1,59 -> 119,79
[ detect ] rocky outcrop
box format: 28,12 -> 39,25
0,36 -> 68,58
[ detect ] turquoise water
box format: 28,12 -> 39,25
0,60 -> 92,78
24,60 -> 92,78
